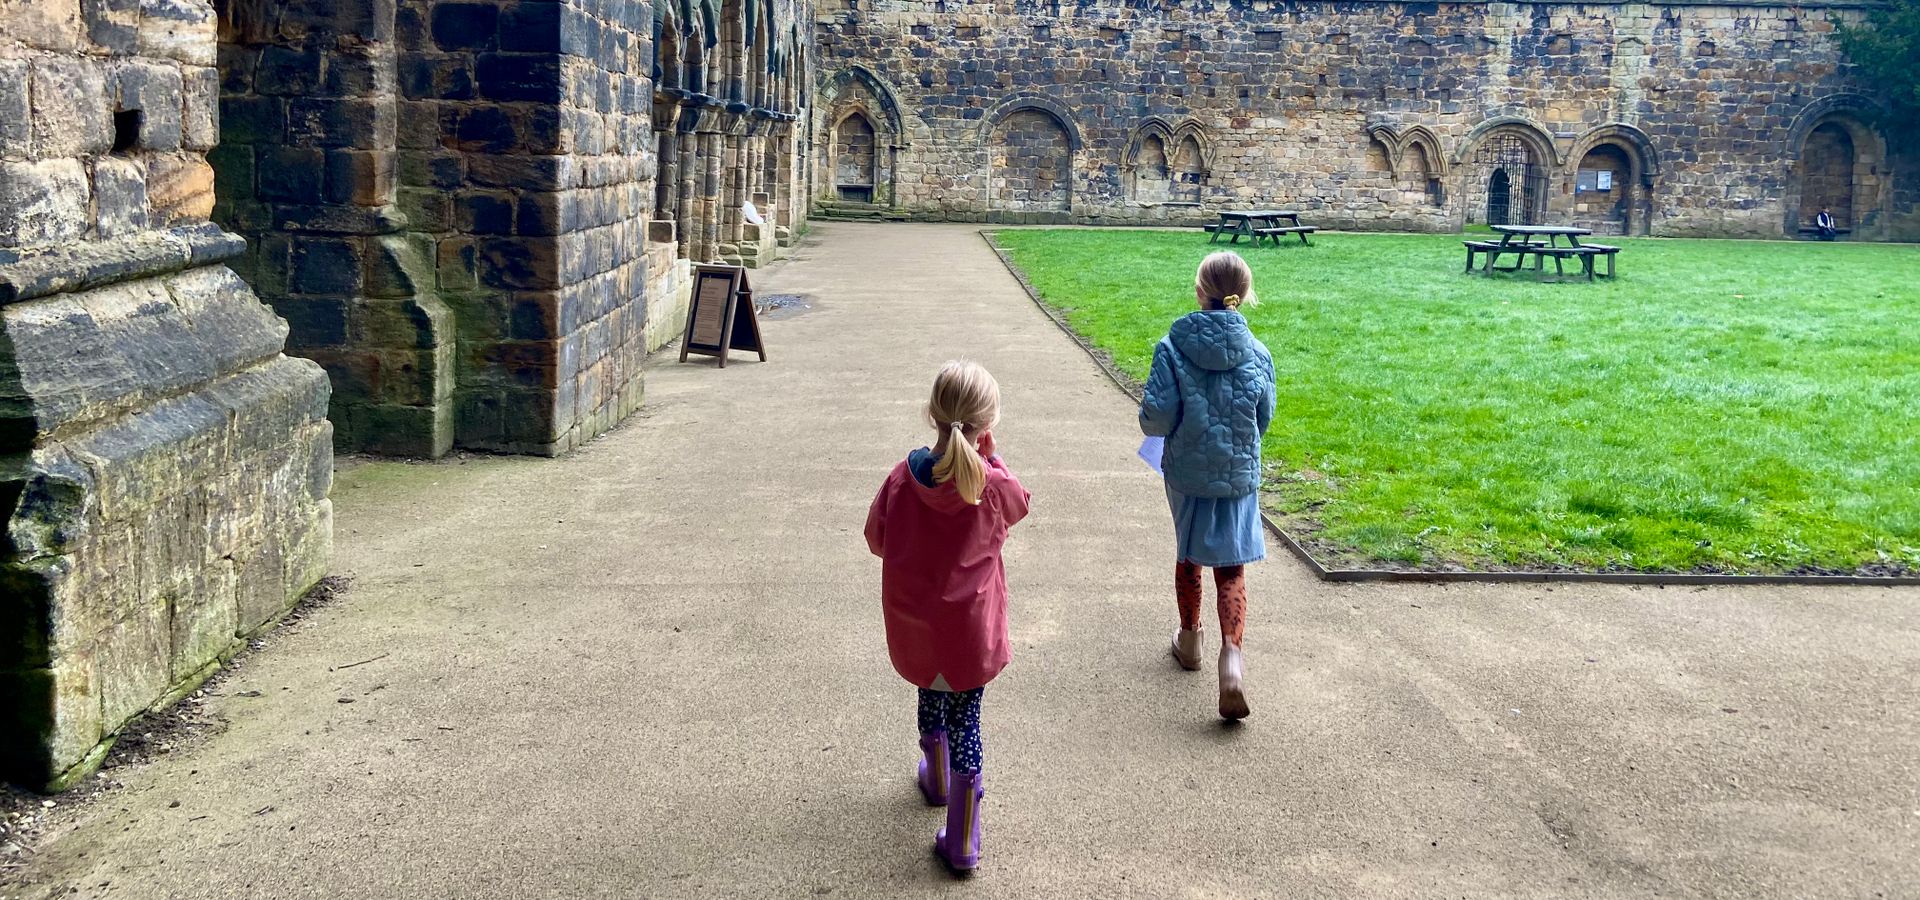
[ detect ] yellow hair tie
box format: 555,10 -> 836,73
1222,293 -> 1242,308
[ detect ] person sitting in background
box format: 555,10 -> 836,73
1815,207 -> 1838,240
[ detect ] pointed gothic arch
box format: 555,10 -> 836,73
819,66 -> 905,207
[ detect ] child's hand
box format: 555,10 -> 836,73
977,429 -> 996,460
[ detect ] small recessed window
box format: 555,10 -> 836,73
112,109 -> 143,154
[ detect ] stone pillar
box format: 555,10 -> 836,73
216,0 -> 455,458
699,128 -> 724,261
676,129 -> 699,260
1,0 -> 332,791
719,130 -> 746,264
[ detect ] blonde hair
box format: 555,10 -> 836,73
1196,251 -> 1258,310
925,360 -> 1002,505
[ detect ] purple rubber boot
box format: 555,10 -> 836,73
917,731 -> 949,806
935,770 -> 984,874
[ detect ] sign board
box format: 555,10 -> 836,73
679,264 -> 767,367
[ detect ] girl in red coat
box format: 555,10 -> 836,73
864,360 -> 1030,875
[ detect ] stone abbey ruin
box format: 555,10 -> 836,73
822,0 -> 1915,239
2,0 -> 1913,790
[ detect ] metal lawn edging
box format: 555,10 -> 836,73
979,229 -> 1920,588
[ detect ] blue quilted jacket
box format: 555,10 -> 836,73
1138,310 -> 1277,498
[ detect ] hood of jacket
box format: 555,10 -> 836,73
1169,310 -> 1255,372
909,454 -> 987,513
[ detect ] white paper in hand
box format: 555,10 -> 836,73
1137,435 -> 1165,476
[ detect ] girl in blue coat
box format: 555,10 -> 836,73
1139,251 -> 1276,720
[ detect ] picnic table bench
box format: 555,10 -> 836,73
1205,210 -> 1318,246
1464,225 -> 1618,282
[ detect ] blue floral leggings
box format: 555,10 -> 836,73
917,687 -> 985,773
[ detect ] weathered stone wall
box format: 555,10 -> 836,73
1,0 -> 332,791
814,0 -> 1917,240
215,0 -> 456,457
211,0 -> 815,459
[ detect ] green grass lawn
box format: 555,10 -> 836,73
992,229 -> 1920,575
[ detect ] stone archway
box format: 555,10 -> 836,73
1132,133 -> 1171,203
833,111 -> 878,202
1784,99 -> 1891,239
818,66 -> 904,209
1565,125 -> 1661,236
988,108 -> 1074,222
1573,145 -> 1633,235
1800,123 -> 1857,229
1458,120 -> 1557,228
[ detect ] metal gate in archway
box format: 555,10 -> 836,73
1473,133 -> 1546,226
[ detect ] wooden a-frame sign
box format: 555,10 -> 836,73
679,263 -> 767,367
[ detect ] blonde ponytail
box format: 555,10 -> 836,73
933,420 -> 988,505
925,361 -> 1002,506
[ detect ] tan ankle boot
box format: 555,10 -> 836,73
1218,642 -> 1250,720
1170,628 -> 1204,670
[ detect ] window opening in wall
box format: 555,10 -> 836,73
112,109 -> 143,155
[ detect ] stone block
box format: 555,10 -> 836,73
93,573 -> 170,730
82,0 -> 140,52
477,236 -> 559,289
30,57 -> 113,159
268,296 -> 350,349
476,52 -> 564,103
499,2 -> 563,53
111,60 -> 185,151
398,187 -> 454,232
457,191 -> 516,234
253,45 -> 324,97
357,291 -> 450,350
78,280 -> 221,409
137,0 -> 216,66
0,60 -> 30,159
360,233 -> 433,301
147,153 -> 215,225
291,237 -> 364,296
0,159 -> 91,248
181,65 -> 220,151
168,559 -> 236,681
435,237 -> 479,291
454,106 -> 519,153
217,95 -> 285,146
287,98 -> 387,149
324,150 -> 395,206
92,156 -> 150,238
4,0 -> 84,53
399,52 -> 475,101
162,265 -> 289,369
322,55 -> 386,99
256,146 -> 326,203
432,2 -> 500,51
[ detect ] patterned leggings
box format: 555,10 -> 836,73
917,687 -> 984,773
1177,561 -> 1247,647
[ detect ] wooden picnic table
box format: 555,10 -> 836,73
1205,210 -> 1317,246
1464,224 -> 1619,281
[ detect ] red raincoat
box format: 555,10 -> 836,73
865,455 -> 1031,692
